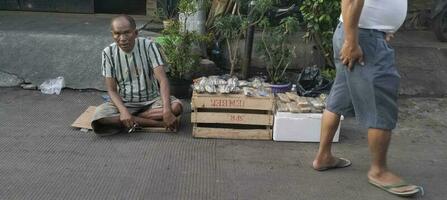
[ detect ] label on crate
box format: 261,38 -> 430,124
210,99 -> 245,108
230,114 -> 244,122
192,93 -> 274,110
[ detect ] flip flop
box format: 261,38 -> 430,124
314,157 -> 352,171
368,178 -> 423,197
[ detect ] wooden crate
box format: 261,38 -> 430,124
191,92 -> 275,140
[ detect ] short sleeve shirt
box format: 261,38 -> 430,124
101,37 -> 164,103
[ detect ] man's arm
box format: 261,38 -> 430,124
105,77 -> 135,128
153,66 -> 176,130
340,0 -> 365,69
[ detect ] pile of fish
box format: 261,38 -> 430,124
193,76 -> 269,97
276,92 -> 327,113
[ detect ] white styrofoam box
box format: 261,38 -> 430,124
273,112 -> 342,142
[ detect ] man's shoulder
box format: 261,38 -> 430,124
137,37 -> 156,46
102,43 -> 117,53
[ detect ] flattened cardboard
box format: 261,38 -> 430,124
71,106 -> 96,129
71,106 -> 178,133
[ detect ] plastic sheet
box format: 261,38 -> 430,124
296,66 -> 333,97
40,76 -> 65,95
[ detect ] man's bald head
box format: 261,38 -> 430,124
110,15 -> 138,52
111,15 -> 136,30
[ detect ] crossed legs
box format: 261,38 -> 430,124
94,102 -> 183,132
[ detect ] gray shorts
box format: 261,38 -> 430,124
326,23 -> 400,130
91,96 -> 182,135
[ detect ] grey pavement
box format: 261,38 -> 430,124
392,31 -> 447,97
0,87 -> 446,200
0,11 -> 159,90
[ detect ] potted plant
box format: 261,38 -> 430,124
257,16 -> 299,93
210,0 -> 272,77
213,15 -> 248,76
156,22 -> 199,98
156,0 -> 209,98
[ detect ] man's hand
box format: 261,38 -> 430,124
120,110 -> 135,128
386,33 -> 394,42
163,110 -> 177,131
153,63 -> 177,131
340,40 -> 364,70
105,77 -> 136,129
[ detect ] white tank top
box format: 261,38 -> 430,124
341,0 -> 407,33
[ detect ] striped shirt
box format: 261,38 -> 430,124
102,37 -> 164,103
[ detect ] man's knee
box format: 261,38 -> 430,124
368,128 -> 392,134
91,118 -> 123,136
172,102 -> 183,116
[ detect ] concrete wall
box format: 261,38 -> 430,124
216,32 -> 325,74
146,0 -> 158,19
409,0 -> 434,11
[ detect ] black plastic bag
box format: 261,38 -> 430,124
295,66 -> 333,97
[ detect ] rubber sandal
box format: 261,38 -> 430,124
368,178 -> 423,197
314,157 -> 352,171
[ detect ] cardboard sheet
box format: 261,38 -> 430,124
71,106 -> 178,133
71,106 -> 96,129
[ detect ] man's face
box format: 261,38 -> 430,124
111,19 -> 137,53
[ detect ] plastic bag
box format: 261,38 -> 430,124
295,66 -> 333,97
193,75 -> 241,94
40,76 -> 65,95
251,77 -> 263,89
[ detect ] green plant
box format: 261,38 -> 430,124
213,15 -> 248,76
258,16 -> 299,84
300,0 -> 341,68
177,0 -> 201,37
209,0 -> 301,78
157,21 -> 200,80
157,1 -> 211,81
178,0 -> 198,19
210,0 -> 274,76
321,68 -> 336,80
251,0 -> 277,20
155,0 -> 178,20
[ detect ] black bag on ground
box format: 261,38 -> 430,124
295,66 -> 333,97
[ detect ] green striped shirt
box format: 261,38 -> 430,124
102,37 -> 164,103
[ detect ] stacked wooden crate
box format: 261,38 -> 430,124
191,92 -> 275,140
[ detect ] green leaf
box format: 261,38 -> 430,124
300,0 -> 340,68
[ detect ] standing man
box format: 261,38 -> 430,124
91,15 -> 183,136
312,0 -> 423,197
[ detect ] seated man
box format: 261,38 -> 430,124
91,15 -> 182,136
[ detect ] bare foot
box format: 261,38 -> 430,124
368,170 -> 419,194
312,154 -> 351,171
313,154 -> 337,170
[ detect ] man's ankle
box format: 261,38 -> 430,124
368,167 -> 389,178
316,151 -> 333,159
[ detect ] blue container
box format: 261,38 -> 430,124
270,83 -> 291,94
